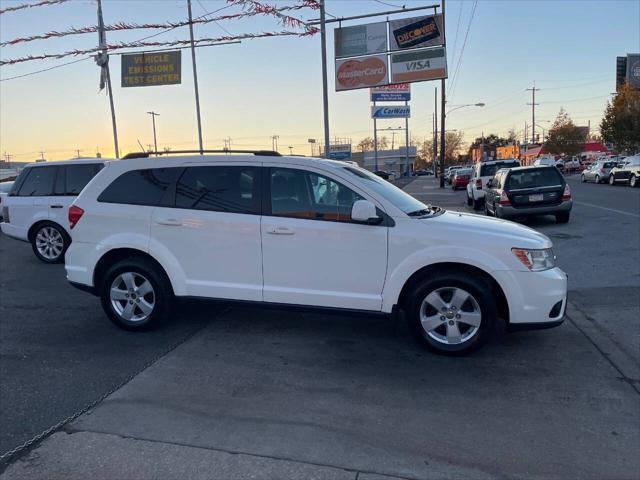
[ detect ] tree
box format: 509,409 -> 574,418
545,109 -> 586,156
444,131 -> 465,163
357,136 -> 389,152
414,139 -> 434,168
600,83 -> 640,154
507,128 -> 518,143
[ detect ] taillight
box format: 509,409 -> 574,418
475,179 -> 482,189
562,184 -> 571,201
498,191 -> 511,205
68,205 -> 84,229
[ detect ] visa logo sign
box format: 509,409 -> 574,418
406,60 -> 431,71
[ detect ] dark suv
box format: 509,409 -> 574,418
484,166 -> 572,223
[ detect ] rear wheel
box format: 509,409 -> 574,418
556,212 -> 570,223
472,196 -> 482,211
466,192 -> 472,206
630,175 -> 637,188
99,257 -> 174,331
406,272 -> 497,355
595,175 -> 600,184
31,222 -> 69,264
609,174 -> 616,185
581,174 -> 586,183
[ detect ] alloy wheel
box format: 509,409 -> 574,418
419,287 -> 482,345
35,226 -> 64,260
110,272 -> 156,322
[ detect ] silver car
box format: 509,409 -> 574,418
581,160 -> 617,184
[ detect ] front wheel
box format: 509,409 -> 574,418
630,175 -> 638,188
472,197 -> 482,211
99,257 -> 174,331
406,273 -> 497,355
466,193 -> 473,206
31,222 -> 69,263
609,174 -> 616,185
581,174 -> 586,183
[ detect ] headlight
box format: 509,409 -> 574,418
512,248 -> 555,271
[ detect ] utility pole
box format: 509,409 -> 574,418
223,137 -> 232,150
271,135 -> 279,152
404,99 -> 410,176
439,0 -> 446,188
39,151 -> 45,161
76,149 -> 81,158
319,0 -> 330,159
434,87 -> 438,177
391,131 -> 396,150
147,111 -> 160,154
96,0 -> 119,158
288,146 -> 294,155
187,0 -> 204,154
3,152 -> 13,169
526,82 -> 540,144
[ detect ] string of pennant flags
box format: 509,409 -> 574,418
0,1 -> 318,47
0,0 -> 320,66
0,0 -> 69,16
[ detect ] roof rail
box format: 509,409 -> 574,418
121,149 -> 282,160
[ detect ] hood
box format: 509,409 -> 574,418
428,210 -> 552,249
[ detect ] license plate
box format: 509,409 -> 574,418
529,194 -> 544,202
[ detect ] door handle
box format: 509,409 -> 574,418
266,226 -> 294,235
157,218 -> 182,226
50,205 -> 64,209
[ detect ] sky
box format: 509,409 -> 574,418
0,0 -> 639,161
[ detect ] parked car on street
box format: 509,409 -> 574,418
609,154 -> 640,187
484,166 -> 572,223
533,157 -> 562,169
373,170 -> 390,180
560,156 -> 581,172
0,181 -> 15,221
414,169 -> 432,176
580,160 -> 617,184
466,159 -> 521,210
451,168 -> 472,190
446,166 -> 464,184
0,159 -> 105,262
64,151 -> 567,355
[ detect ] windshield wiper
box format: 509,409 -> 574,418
407,205 -> 443,217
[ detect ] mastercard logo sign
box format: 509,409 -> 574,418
336,56 -> 388,90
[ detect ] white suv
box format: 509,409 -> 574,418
1,159 -> 105,262
467,159 -> 520,210
65,152 -> 567,355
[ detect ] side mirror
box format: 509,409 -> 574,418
351,200 -> 380,224
486,179 -> 494,188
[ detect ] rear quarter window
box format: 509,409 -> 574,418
16,166 -> 57,196
66,164 -> 103,195
98,168 -> 182,206
507,169 -> 564,189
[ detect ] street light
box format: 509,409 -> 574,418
446,103 -> 485,116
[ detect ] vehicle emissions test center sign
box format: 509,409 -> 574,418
371,105 -> 411,119
370,83 -> 410,102
121,51 -> 182,88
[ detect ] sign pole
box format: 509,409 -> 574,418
373,100 -> 378,171
319,0 -> 330,158
434,86 -> 438,177
187,0 -> 204,154
97,0 -> 119,159
439,0 -> 446,188
404,99 -> 409,176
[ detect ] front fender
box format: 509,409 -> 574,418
382,246 -> 512,312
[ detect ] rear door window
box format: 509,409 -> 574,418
506,169 -> 564,189
17,166 -> 57,196
175,166 -> 260,214
98,168 -> 182,206
66,164 -> 103,195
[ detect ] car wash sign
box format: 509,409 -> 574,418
121,51 -> 182,87
371,105 -> 411,119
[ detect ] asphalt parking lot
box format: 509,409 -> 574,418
0,175 -> 639,479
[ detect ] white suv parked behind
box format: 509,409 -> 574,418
1,159 -> 105,262
467,159 -> 520,210
65,152 -> 567,355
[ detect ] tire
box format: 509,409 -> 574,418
630,175 -> 638,188
99,257 -> 174,331
30,222 -> 70,264
466,193 -> 472,206
609,174 -> 615,185
484,199 -> 493,216
595,175 -> 600,184
556,212 -> 570,223
581,174 -> 586,183
472,197 -> 482,211
406,271 -> 497,355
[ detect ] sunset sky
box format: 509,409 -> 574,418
0,0 -> 638,161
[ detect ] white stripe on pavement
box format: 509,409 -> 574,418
574,201 -> 640,218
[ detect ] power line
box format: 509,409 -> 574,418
447,0 -> 464,90
196,0 -> 233,35
448,0 -> 477,102
0,56 -> 91,82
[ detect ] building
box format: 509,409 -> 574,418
496,143 -> 519,160
361,147 -> 417,175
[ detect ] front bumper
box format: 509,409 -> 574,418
497,200 -> 572,218
492,267 -> 567,326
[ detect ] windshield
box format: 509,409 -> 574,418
342,166 -> 430,215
